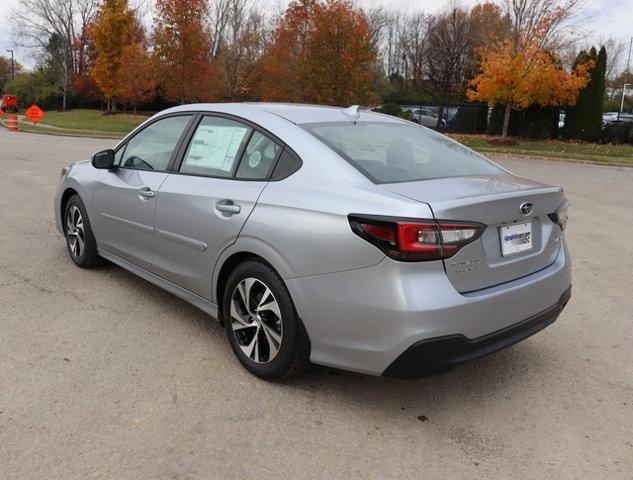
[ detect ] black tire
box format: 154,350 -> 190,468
63,194 -> 103,268
223,260 -> 310,380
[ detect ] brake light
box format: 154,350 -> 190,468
548,200 -> 569,231
349,214 -> 485,262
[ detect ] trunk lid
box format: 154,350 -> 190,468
380,174 -> 566,293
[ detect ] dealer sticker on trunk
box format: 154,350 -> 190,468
500,222 -> 533,256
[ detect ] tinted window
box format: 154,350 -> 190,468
114,146 -> 124,165
302,122 -> 504,183
236,130 -> 282,179
181,117 -> 252,177
120,115 -> 191,171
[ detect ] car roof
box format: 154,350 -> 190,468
161,102 -> 404,125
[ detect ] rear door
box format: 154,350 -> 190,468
154,115 -> 283,301
92,114 -> 194,272
381,174 -> 566,293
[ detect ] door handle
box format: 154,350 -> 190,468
137,187 -> 156,199
216,200 -> 241,214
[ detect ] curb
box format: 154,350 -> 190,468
0,118 -> 123,139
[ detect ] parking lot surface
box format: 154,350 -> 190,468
1,129 -> 632,479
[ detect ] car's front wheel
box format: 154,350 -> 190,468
64,194 -> 102,268
223,260 -> 310,380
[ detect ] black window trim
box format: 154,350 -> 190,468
113,113 -> 198,173
113,110 -> 302,182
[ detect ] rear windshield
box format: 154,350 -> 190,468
302,121 -> 504,183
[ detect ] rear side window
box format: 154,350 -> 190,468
236,130 -> 282,179
180,116 -> 252,177
302,121 -> 504,184
120,115 -> 192,171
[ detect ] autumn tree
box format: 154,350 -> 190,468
260,0 -> 378,106
72,16 -> 102,104
469,2 -> 511,49
211,0 -> 271,100
90,0 -> 134,110
469,0 -> 590,137
0,56 -> 23,92
469,42 -> 591,137
118,21 -> 157,112
152,0 -> 213,104
258,0 -> 314,102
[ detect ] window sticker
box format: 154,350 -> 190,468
185,125 -> 248,172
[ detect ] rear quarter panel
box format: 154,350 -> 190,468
236,162 -> 436,280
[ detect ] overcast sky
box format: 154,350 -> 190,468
1,0 -> 632,70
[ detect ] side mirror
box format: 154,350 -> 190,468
92,149 -> 116,169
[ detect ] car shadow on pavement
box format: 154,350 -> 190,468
93,256 -> 557,418
288,344 -> 545,400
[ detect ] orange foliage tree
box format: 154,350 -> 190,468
72,24 -> 103,104
152,0 -> 214,104
119,44 -> 156,113
259,0 -> 378,106
468,0 -> 591,137
468,41 -> 591,137
117,20 -> 157,111
90,0 -> 134,110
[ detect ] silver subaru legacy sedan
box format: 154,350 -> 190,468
54,103 -> 571,380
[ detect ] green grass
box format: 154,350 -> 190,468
450,134 -> 633,166
29,109 -> 147,135
4,120 -> 124,139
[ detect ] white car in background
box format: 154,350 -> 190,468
601,112 -> 633,126
411,108 -> 446,128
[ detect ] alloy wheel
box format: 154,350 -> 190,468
230,277 -> 283,364
66,205 -> 85,260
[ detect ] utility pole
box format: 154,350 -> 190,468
621,84 -> 630,116
5,49 -> 15,79
618,37 -> 632,121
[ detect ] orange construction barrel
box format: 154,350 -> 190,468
7,114 -> 18,132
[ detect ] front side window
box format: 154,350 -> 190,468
120,115 -> 192,171
302,121 -> 504,184
180,117 -> 252,177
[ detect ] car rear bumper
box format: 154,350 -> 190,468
383,287 -> 571,378
285,241 -> 572,376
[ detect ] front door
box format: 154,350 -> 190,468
92,115 -> 193,272
154,115 -> 283,300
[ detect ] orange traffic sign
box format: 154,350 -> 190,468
0,108 -> 5,117
25,104 -> 45,124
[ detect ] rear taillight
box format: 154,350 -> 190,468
349,214 -> 485,262
548,200 -> 569,231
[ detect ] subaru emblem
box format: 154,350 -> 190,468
520,202 -> 533,216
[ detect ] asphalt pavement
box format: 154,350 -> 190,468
0,128 -> 632,479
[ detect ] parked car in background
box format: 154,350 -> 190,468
54,103 -> 571,380
603,112 -> 619,126
411,108 -> 446,128
602,112 -> 633,127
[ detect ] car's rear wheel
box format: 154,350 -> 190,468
64,194 -> 102,268
223,260 -> 310,380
